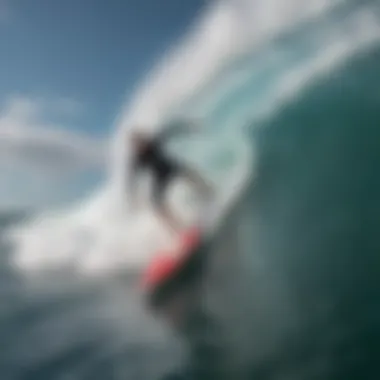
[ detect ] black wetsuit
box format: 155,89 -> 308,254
130,123 -> 190,206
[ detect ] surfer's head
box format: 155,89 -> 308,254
130,130 -> 150,151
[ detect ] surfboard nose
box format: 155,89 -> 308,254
140,255 -> 177,290
181,227 -> 201,251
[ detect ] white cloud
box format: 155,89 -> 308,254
28,96 -> 84,120
0,96 -> 106,173
0,96 -> 107,209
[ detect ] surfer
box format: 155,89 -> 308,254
128,120 -> 213,234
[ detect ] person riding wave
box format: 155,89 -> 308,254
128,120 -> 213,235
132,120 -> 220,379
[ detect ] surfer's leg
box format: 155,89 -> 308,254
153,174 -> 183,235
157,204 -> 183,235
181,166 -> 213,200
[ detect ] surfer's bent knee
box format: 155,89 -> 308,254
181,166 -> 212,198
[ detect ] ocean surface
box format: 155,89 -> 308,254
2,0 -> 380,379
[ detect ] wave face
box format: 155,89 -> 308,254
9,0 -> 380,276
205,41 -> 380,378
1,1 -> 380,379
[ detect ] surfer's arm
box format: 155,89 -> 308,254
156,118 -> 201,144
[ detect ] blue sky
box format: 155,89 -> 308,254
0,0 -> 206,210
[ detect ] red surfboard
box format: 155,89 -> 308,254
140,227 -> 202,291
